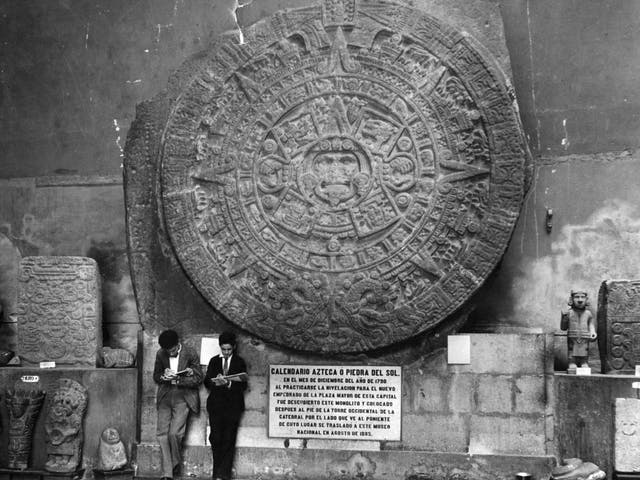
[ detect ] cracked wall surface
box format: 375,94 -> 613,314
0,1 -> 638,476
0,0 -> 638,346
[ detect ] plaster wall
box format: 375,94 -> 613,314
0,0 -> 640,477
1,0 -> 639,340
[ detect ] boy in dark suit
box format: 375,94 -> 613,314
153,330 -> 203,480
204,331 -> 248,480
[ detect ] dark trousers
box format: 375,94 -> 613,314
209,410 -> 241,480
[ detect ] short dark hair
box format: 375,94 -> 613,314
159,330 -> 179,349
218,331 -> 237,347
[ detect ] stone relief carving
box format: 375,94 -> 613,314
44,378 -> 88,473
128,0 -> 528,352
6,382 -> 46,469
598,280 -> 640,374
17,257 -> 102,366
615,398 -> 640,472
99,347 -> 135,368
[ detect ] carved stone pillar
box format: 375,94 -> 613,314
6,383 -> 46,469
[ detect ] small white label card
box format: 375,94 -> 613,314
39,361 -> 56,369
447,335 -> 471,364
200,336 -> 221,366
576,367 -> 592,376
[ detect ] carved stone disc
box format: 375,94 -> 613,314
159,0 -> 528,352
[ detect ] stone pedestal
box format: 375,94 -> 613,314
0,369 -> 137,476
92,469 -> 133,480
555,373 -> 640,479
0,469 -> 84,480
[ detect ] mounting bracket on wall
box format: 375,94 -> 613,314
545,208 -> 553,233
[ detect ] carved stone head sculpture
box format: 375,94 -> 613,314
97,427 -> 128,471
44,378 -> 88,473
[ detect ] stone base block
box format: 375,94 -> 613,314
134,445 -> 555,480
0,368 -> 137,474
92,469 -> 133,480
615,474 -> 640,480
0,469 -> 84,480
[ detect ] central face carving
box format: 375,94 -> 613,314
312,150 -> 358,205
299,137 -> 371,209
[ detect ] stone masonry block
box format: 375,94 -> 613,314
413,375 -> 445,413
17,256 -> 102,366
449,374 -> 474,413
306,439 -> 380,451
476,375 -> 512,413
401,413 -> 468,452
241,409 -> 267,427
245,375 -> 268,411
469,415 -> 545,455
140,396 -> 157,443
450,334 -> 545,375
237,426 -> 293,448
185,409 -> 208,446
515,375 -> 546,413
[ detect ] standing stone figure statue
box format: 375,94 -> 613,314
44,378 -> 88,472
6,385 -> 46,469
561,289 -> 597,373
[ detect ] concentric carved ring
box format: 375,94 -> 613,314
159,0 -> 528,352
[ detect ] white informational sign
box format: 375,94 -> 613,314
200,336 -> 220,366
447,335 -> 471,364
269,365 -> 402,441
21,375 -> 39,383
576,367 -> 592,376
39,361 -> 56,369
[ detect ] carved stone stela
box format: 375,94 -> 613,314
615,398 -> 640,472
6,383 -> 46,470
130,0 -> 528,352
44,378 -> 88,473
598,280 -> 640,373
17,257 -> 102,366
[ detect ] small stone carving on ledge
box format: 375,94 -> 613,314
0,349 -> 15,366
44,378 -> 88,473
6,381 -> 47,469
560,289 -> 597,373
551,458 -> 605,480
99,347 -> 135,368
96,427 -> 128,471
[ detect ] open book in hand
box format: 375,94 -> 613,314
222,372 -> 248,382
174,368 -> 193,376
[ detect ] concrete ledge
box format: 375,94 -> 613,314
0,368 -> 137,477
134,444 -> 555,480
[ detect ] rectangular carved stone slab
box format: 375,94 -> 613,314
17,257 -> 102,366
598,280 -> 640,374
615,398 -> 640,472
